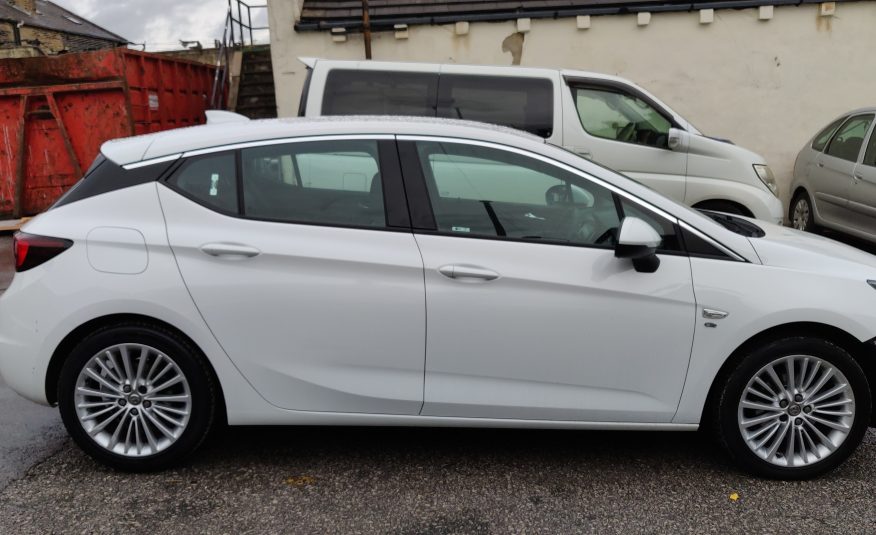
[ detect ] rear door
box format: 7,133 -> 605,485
813,113 -> 874,228
158,136 -> 427,414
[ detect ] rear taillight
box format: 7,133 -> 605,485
13,232 -> 73,272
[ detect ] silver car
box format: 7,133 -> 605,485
790,109 -> 876,239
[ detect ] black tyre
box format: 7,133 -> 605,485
790,190 -> 817,233
714,337 -> 870,479
58,322 -> 216,472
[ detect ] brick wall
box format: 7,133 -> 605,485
0,24 -> 117,54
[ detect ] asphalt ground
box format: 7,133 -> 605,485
1,233 -> 876,534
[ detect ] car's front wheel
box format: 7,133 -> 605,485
790,191 -> 816,232
58,322 -> 217,471
715,337 -> 871,479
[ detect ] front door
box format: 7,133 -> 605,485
562,81 -> 688,202
159,137 -> 426,414
813,113 -> 874,228
848,122 -> 876,237
401,138 -> 697,422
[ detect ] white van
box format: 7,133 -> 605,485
298,58 -> 783,223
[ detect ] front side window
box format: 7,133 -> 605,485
436,75 -> 554,138
241,139 -> 385,228
415,141 -> 680,251
825,114 -> 874,162
168,153 -> 238,212
572,86 -> 672,149
811,117 -> 846,152
322,70 -> 438,116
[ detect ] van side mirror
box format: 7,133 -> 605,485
615,217 -> 661,273
667,128 -> 686,151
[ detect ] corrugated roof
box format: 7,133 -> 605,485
297,0 -> 854,31
0,0 -> 128,44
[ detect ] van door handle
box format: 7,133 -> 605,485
438,264 -> 500,281
200,243 -> 261,258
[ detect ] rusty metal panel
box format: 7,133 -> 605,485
0,48 -> 217,217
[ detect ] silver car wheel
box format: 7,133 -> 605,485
73,343 -> 192,457
737,355 -> 854,468
792,197 -> 811,231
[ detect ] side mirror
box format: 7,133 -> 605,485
667,127 -> 686,151
615,217 -> 661,273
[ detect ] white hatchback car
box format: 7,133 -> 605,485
0,116 -> 874,479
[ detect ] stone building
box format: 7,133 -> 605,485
266,0 -> 876,201
0,0 -> 126,58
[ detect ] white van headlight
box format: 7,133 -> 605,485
753,164 -> 778,197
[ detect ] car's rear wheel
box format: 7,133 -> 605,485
58,323 -> 216,471
715,337 -> 870,479
790,191 -> 816,232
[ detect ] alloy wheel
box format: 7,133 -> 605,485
73,343 -> 192,457
737,355 -> 855,468
792,198 -> 810,231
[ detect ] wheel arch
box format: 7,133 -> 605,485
45,313 -> 228,425
700,321 -> 876,427
691,199 -> 754,218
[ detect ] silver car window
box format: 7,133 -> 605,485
864,127 -> 876,167
811,117 -> 846,152
824,114 -> 874,162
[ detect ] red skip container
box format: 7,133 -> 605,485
0,48 -> 218,217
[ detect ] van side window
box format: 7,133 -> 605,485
322,70 -> 438,116
572,86 -> 672,149
436,75 -> 553,138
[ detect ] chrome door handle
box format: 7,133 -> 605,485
438,264 -> 500,281
200,243 -> 261,258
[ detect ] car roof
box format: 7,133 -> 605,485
101,116 -> 545,166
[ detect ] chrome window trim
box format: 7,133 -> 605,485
122,154 -> 181,170
121,135 -> 395,169
182,134 -> 395,158
398,134 -> 748,261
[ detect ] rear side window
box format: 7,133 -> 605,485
436,75 -> 554,137
811,117 -> 846,152
825,114 -> 874,162
322,70 -> 438,116
168,153 -> 238,213
241,139 -> 386,228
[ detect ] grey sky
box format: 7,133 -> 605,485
51,0 -> 269,51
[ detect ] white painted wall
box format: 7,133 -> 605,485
267,1 -> 876,203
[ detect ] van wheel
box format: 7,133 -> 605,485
58,322 -> 216,472
714,337 -> 870,479
790,191 -> 816,232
